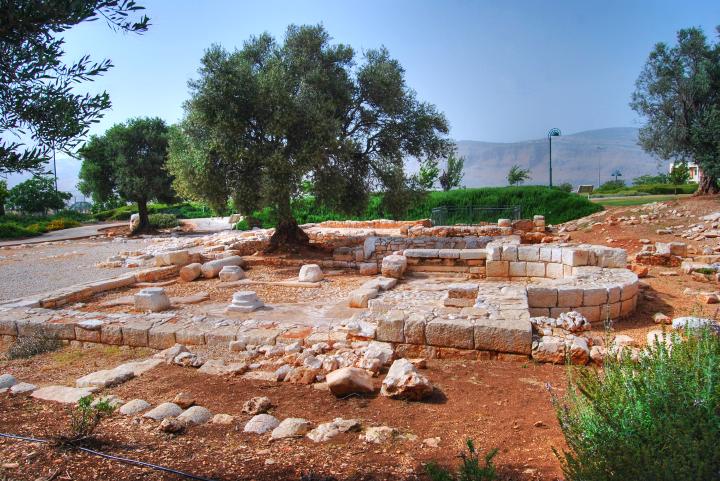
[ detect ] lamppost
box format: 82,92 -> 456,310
547,128 -> 561,187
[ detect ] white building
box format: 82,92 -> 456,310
669,161 -> 701,183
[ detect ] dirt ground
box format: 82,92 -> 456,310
2,196 -> 720,481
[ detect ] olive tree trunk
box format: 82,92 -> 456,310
266,194 -> 309,252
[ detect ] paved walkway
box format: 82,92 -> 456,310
0,222 -> 126,247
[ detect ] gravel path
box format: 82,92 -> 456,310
0,238 -> 150,301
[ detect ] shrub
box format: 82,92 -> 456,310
234,219 -> 250,231
148,213 -> 178,229
46,218 -> 81,231
554,328 -> 720,481
7,335 -> 62,359
425,440 -> 498,481
67,395 -> 115,441
0,222 -> 35,239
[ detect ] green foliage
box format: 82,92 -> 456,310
148,213 -> 178,229
597,180 -> 626,192
631,26 -> 720,193
425,440 -> 498,481
92,202 -> 210,221
506,165 -> 530,186
439,152 -> 465,191
555,329 -> 720,481
0,180 -> 8,216
593,183 -> 697,195
669,161 -> 690,188
0,0 -> 149,175
556,182 -> 573,193
45,218 -> 81,231
632,173 -> 669,185
176,24 -> 453,243
694,267 -> 716,275
68,395 -> 115,441
7,176 -> 71,213
417,158 -> 440,190
79,117 -> 175,231
234,219 -> 251,231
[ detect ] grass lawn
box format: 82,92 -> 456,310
591,194 -> 692,206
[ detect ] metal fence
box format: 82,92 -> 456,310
430,205 -> 522,226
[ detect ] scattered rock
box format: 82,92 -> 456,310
143,402 -> 183,421
363,341 -> 394,366
159,417 -> 185,434
173,392 -> 195,409
155,344 -> 189,364
298,264 -> 324,283
212,414 -> 235,425
197,359 -> 247,375
177,406 -> 212,425
243,414 -> 279,434
653,312 -> 671,324
174,352 -> 205,368
242,396 -> 272,415
119,399 -> 151,416
134,287 -> 171,312
306,418 -> 361,442
381,254 -> 407,279
422,437 -> 441,448
76,367 -> 134,389
0,374 -> 17,389
219,265 -> 245,282
31,386 -> 93,404
326,367 -> 374,397
179,263 -> 203,282
672,316 -> 714,330
361,426 -> 397,444
380,358 -> 433,401
9,382 -> 36,395
271,418 -> 313,439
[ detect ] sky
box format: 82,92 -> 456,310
6,0 -> 720,193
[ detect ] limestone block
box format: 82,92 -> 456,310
155,250 -> 190,267
562,248 -> 589,267
425,318 -> 474,349
486,260 -> 509,277
348,288 -> 379,308
526,262 -> 546,277
539,247 -> 553,262
219,265 -> 245,282
607,285 -> 622,303
656,242 -> 687,257
498,218 -> 512,227
201,256 -> 245,278
544,263 -> 562,279
404,249 -> 439,258
75,322 -> 101,343
509,261 -> 527,277
592,247 -> 627,268
600,302 -> 621,320
175,326 -> 207,345
134,288 -> 171,312
529,307 -> 551,317
557,287 -> 583,307
101,324 -> 123,345
0,317 -> 17,336
31,386 -> 94,404
486,246 -> 502,261
549,307 -> 572,317
438,249 -> 461,259
376,311 -> 405,343
527,286 -> 558,308
358,262 -> 378,276
204,327 -> 239,346
583,287 -> 608,306
574,305 -> 601,323
501,246 -> 518,261
620,281 -> 639,301
404,313 -> 427,344
121,321 -> 153,347
458,249 -> 486,260
550,248 -> 562,263
474,318 -> 532,354
179,263 -> 203,282
299,264 -> 324,282
148,324 -> 179,350
620,296 -> 637,316
517,245 -> 540,262
443,296 -> 475,307
237,328 -> 280,346
381,255 -> 407,279
448,283 -> 479,299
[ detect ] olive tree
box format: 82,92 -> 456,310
170,25 -> 453,250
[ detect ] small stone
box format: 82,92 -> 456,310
155,344 -> 190,364
380,359 -> 433,401
134,287 -> 171,312
9,382 -> 36,395
159,417 -> 185,434
361,426 -> 397,444
173,392 -> 195,409
119,399 -> 151,415
653,312 -> 671,324
243,414 -> 279,434
422,437 -> 441,448
306,418 -> 361,442
219,265 -> 245,282
298,264 -> 324,283
212,414 -> 235,425
143,402 -> 183,421
242,396 -> 272,415
326,367 -> 374,397
0,374 -> 17,389
271,418 -> 313,439
273,364 -> 293,382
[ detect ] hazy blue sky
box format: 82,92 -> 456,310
59,0 -> 719,143
8,0 -> 720,194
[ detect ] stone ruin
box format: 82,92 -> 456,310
0,215 -> 638,366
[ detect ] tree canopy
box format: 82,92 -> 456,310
169,24 -> 453,249
507,165 -> 530,186
78,117 -> 174,232
7,176 -> 71,214
0,0 -> 149,175
631,26 -> 720,194
439,152 -> 465,191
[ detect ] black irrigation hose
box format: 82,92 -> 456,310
0,432 -> 219,481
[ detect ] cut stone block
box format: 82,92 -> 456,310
509,261 -> 527,277
381,255 -> 407,279
458,249 -> 486,260
218,265 -> 245,282
155,250 -> 190,267
349,288 -> 379,308
486,260 -> 509,277
225,290 -> 264,313
527,286 -> 558,308
438,249 -> 461,259
134,288 -> 171,312
575,305 -> 602,323
526,262 -> 546,277
76,367 -> 134,389
358,262 -> 378,276
448,283 -> 479,299
404,313 -> 427,344
201,256 -> 245,278
583,287 -> 608,306
121,320 -> 153,347
517,246 -> 540,262
501,246 -> 518,261
557,287 -> 583,307
31,386 -> 93,404
474,318 -> 532,354
179,263 -> 203,282
376,311 -> 405,343
299,264 -> 324,282
443,295 -> 475,307
404,249 -> 440,258
425,318 -> 474,349
562,248 -> 589,267
545,263 -> 564,279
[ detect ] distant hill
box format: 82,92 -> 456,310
456,127 -> 666,188
4,127 -> 663,200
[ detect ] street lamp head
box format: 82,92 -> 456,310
547,128 -> 561,138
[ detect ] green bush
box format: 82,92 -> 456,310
93,202 -> 212,222
555,328 -> 720,481
234,219 -> 250,231
0,222 -> 35,239
68,395 -> 115,441
148,213 -> 179,229
46,218 -> 81,231
593,183 -> 697,196
425,439 -> 498,481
